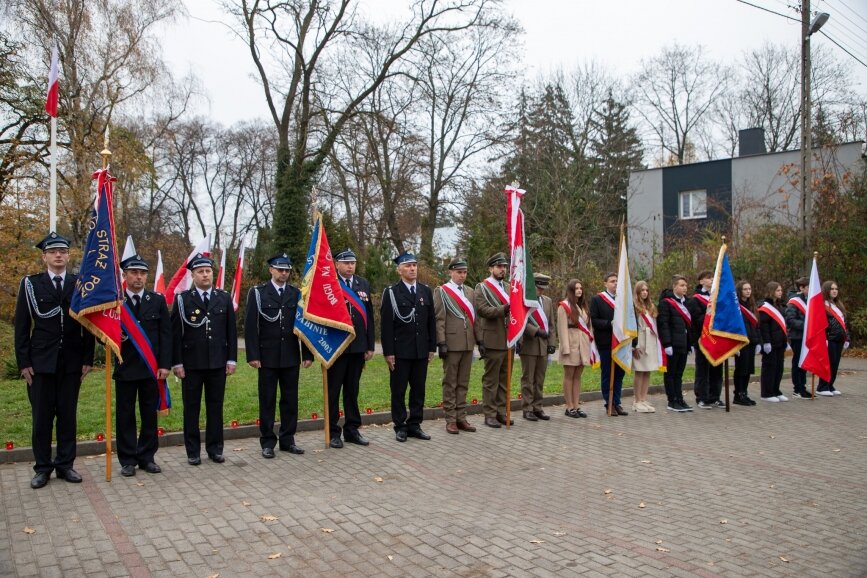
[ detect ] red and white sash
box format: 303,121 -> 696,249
597,291 -> 615,310
739,304 -> 758,328
439,283 -> 475,325
826,302 -> 847,334
482,278 -> 509,306
787,296 -> 806,315
528,302 -> 549,333
560,300 -> 599,366
640,312 -> 667,372
759,302 -> 787,335
692,293 -> 710,305
664,297 -> 692,327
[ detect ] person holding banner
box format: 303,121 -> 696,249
689,271 -> 723,409
115,255 -> 171,476
785,277 -> 812,399
434,257 -> 479,434
518,273 -> 558,421
590,272 -> 628,416
556,279 -> 595,418
657,275 -> 693,412
245,254 -> 313,458
14,233 -> 95,489
172,254 -> 238,464
817,281 -> 849,396
474,252 -> 512,428
381,253 -> 436,442
758,282 -> 788,402
632,281 -> 662,413
733,281 -> 760,406
326,249 -> 376,447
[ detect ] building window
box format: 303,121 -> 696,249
679,189 -> 707,219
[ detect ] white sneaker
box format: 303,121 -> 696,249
776,394 -> 789,402
832,390 -> 842,396
644,401 -> 656,413
816,390 -> 834,397
761,396 -> 780,402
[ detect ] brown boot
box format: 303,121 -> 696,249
446,422 -> 459,434
456,420 -> 476,432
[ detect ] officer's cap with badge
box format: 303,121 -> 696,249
393,252 -> 418,266
120,254 -> 149,271
335,248 -> 357,263
486,252 -> 508,267
267,253 -> 292,270
186,253 -> 215,270
448,257 -> 468,270
534,273 -> 551,287
35,232 -> 71,252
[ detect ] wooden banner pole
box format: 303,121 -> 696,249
322,363 -> 331,447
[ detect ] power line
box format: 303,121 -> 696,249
833,0 -> 867,27
822,0 -> 867,39
820,31 -> 867,68
734,0 -> 800,22
823,21 -> 867,58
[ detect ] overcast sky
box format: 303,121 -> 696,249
158,0 -> 867,126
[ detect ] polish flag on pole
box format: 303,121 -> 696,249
799,255 -> 831,381
45,45 -> 59,117
153,250 -> 166,294
230,238 -> 247,311
216,244 -> 227,290
119,235 -> 137,291
164,235 -> 211,307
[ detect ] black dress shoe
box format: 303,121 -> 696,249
408,428 -> 431,440
345,433 -> 370,446
533,410 -> 550,420
329,437 -> 344,449
262,447 -> 275,459
279,444 -> 305,455
576,409 -> 588,418
395,430 -> 408,442
496,415 -> 514,426
121,465 -> 136,477
615,405 -> 629,416
141,462 -> 162,474
484,417 -> 501,428
522,411 -> 539,421
30,472 -> 49,489
57,468 -> 82,483
208,454 -> 225,464
188,456 -> 201,466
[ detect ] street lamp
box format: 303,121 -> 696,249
800,3 -> 830,256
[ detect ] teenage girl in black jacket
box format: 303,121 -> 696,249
817,280 -> 850,395
733,280 -> 760,406
759,282 -> 788,402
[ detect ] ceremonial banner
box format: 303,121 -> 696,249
69,169 -> 123,359
164,235 -> 210,307
505,186 -> 539,348
799,256 -> 831,381
230,238 -> 246,312
293,213 -> 355,368
45,44 -> 59,117
611,234 -> 638,372
120,302 -> 171,412
698,244 -> 749,366
153,250 -> 166,294
216,244 -> 227,290
120,235 -> 136,291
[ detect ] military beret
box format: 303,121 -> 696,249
35,232 -> 70,251
120,254 -> 149,271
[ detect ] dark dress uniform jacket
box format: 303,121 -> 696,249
589,293 -> 615,351
15,272 -> 95,373
244,282 -> 312,367
381,282 -> 436,359
343,276 -> 376,354
171,288 -> 238,370
114,290 -> 172,380
687,286 -> 710,345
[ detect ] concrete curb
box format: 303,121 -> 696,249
0,374 -> 784,464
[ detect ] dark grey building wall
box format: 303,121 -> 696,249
661,159 -> 732,251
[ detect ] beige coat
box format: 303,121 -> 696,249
434,284 -> 478,351
519,294 -> 558,356
556,303 -> 593,366
634,310 -> 662,372
474,280 -> 509,350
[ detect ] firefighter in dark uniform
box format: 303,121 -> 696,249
14,232 -> 95,489
171,254 -> 238,465
245,254 -> 313,458
380,252 -> 436,442
327,249 -> 376,448
115,254 -> 172,476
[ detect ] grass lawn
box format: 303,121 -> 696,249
0,351 -> 695,446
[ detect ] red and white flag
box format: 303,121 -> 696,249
799,256 -> 831,381
153,250 -> 166,294
505,186 -> 539,348
45,44 -> 59,118
216,245 -> 227,291
119,235 -> 137,291
230,238 -> 247,311
165,235 -> 211,307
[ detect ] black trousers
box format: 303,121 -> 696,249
28,371 -> 81,474
115,378 -> 159,466
182,368 -> 226,458
694,351 -> 723,403
818,341 -> 844,391
733,349 -> 755,395
663,351 -> 687,403
790,339 -> 808,393
258,366 -> 300,449
760,348 -> 785,398
390,357 -> 428,432
327,352 -> 364,437
598,347 -> 625,407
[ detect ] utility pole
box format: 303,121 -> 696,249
800,0 -> 812,257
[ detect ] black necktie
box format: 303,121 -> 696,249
278,286 -> 284,299
410,285 -> 416,299
132,294 -> 141,315
53,275 -> 63,296
203,291 -> 209,307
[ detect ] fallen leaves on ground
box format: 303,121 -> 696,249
655,540 -> 663,545
232,448 -> 244,452
640,460 -> 652,464
553,531 -> 566,536
267,553 -> 281,560
719,519 -> 728,525
136,482 -> 144,487
23,527 -> 35,534
260,515 -> 278,522
206,574 -> 219,578
833,449 -> 841,452
603,489 -> 612,495
656,546 -> 670,552
242,501 -> 251,507
373,476 -> 384,483
529,539 -> 545,544
779,556 -> 789,563
638,502 -> 646,509
321,528 -> 335,533
387,555 -> 394,561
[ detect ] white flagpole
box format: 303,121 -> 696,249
49,116 -> 57,231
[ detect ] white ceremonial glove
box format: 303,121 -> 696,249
786,343 -> 792,351
664,346 -> 673,356
762,343 -> 772,354
735,350 -> 740,357
755,344 -> 761,355
844,341 -> 850,350
690,346 -> 695,356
